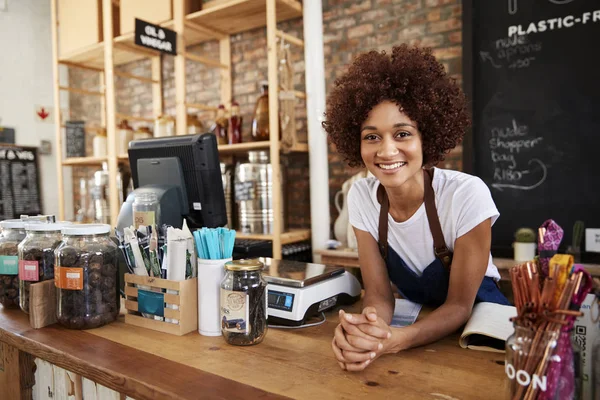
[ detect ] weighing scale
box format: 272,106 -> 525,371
258,258 -> 362,326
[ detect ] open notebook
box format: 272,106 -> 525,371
458,302 -> 517,353
391,300 -> 516,353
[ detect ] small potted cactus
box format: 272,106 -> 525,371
566,220 -> 584,263
513,227 -> 537,262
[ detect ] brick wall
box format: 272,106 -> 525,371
68,0 -> 463,233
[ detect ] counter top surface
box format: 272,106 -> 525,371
0,303 -> 508,400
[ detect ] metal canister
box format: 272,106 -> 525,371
234,151 -> 285,234
220,163 -> 232,229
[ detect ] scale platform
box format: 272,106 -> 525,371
257,258 -> 362,326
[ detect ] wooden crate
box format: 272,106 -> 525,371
124,274 -> 198,336
119,0 -> 203,35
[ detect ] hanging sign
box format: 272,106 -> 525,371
134,18 -> 177,55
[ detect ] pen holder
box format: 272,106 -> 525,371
197,257 -> 230,336
124,274 -> 198,336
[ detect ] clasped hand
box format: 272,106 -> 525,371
331,307 -> 393,372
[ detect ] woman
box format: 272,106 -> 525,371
322,45 -> 510,372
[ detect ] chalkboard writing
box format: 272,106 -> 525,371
0,145 -> 42,220
466,0 -> 600,257
65,121 -> 86,158
234,181 -> 256,202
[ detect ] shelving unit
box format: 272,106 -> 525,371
51,0 -> 310,259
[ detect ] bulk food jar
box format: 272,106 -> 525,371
55,224 -> 119,329
18,222 -> 69,314
0,220 -> 26,308
220,259 -> 268,346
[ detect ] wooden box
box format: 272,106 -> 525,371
124,274 -> 198,336
119,0 -> 203,35
58,0 -> 120,57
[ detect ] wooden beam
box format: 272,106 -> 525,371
267,0 -> 282,259
151,56 -> 163,118
184,52 -> 229,69
220,37 -> 232,107
113,42 -> 158,58
103,0 -> 119,227
50,0 -> 65,221
59,86 -> 105,97
185,103 -> 219,112
115,113 -> 154,123
275,30 -> 304,48
114,71 -> 158,84
174,0 -> 186,135
58,60 -> 104,72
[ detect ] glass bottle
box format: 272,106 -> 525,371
0,219 -> 27,308
213,105 -> 228,145
228,101 -> 242,144
55,224 -> 119,329
220,259 -> 267,346
18,222 -> 67,314
132,192 -> 159,229
251,83 -> 281,141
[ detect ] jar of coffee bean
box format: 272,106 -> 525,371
18,222 -> 69,314
220,259 -> 268,346
55,224 -> 119,329
0,220 -> 27,308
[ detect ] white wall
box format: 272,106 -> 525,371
0,0 -> 72,219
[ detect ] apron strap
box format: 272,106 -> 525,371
378,168 -> 453,269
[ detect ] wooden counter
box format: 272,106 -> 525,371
316,248 -> 600,279
0,302 -> 508,400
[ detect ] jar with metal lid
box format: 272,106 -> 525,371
55,224 -> 119,329
0,220 -> 27,308
18,222 -> 70,314
220,259 -> 267,345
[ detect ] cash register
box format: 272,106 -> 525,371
259,258 -> 362,326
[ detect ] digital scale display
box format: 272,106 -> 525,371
268,290 -> 294,312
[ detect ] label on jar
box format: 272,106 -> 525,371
19,260 -> 39,281
220,289 -> 250,334
133,210 -> 155,228
0,256 -> 18,275
54,266 -> 83,290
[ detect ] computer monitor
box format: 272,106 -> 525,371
118,133 -> 227,230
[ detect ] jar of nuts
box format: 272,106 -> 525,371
0,219 -> 27,308
18,222 -> 69,314
55,224 -> 119,329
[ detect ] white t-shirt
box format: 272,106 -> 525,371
347,167 -> 501,280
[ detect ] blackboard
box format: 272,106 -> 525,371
0,145 -> 42,220
0,127 -> 15,144
65,121 -> 86,158
464,1 -> 600,257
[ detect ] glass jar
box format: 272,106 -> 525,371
213,105 -> 228,145
117,119 -> 134,155
154,115 -> 175,137
228,101 -> 242,144
187,114 -> 204,135
0,220 -> 26,308
220,259 -> 267,346
18,222 -> 68,314
132,192 -> 159,229
92,128 -> 107,157
55,224 -> 119,329
133,126 -> 153,141
505,324 -> 572,400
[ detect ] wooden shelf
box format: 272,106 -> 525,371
236,228 -> 310,245
217,141 -> 308,154
187,0 -> 302,37
62,156 -> 107,166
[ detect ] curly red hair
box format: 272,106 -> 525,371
322,45 -> 470,168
